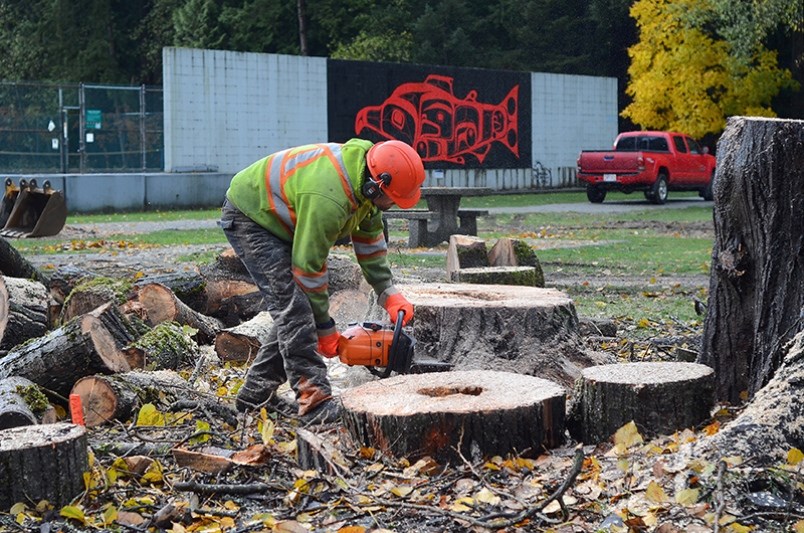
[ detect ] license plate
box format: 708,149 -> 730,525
603,173 -> 617,182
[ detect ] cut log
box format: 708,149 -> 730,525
0,276 -> 50,353
70,370 -> 188,427
124,322 -> 200,370
202,279 -> 261,326
60,277 -> 133,324
0,376 -> 47,429
0,236 -> 48,284
0,303 -> 132,398
367,283 -> 613,389
214,311 -> 273,362
136,282 -> 223,344
700,117 -> 804,402
0,422 -> 88,511
488,238 -> 544,287
567,362 -> 715,443
341,370 -> 566,461
452,266 -> 539,286
47,265 -> 99,304
446,234 -> 488,280
136,270 -> 209,313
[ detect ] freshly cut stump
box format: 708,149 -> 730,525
0,423 -> 88,510
341,370 -> 566,461
568,362 -> 715,443
367,283 -> 612,389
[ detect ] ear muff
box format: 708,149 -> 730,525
362,172 -> 392,200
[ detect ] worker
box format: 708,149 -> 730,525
219,138 -> 425,424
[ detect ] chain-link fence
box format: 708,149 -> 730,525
0,81 -> 163,173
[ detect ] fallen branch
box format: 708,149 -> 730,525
173,481 -> 285,495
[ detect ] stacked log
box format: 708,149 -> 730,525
135,282 -> 224,344
214,311 -> 273,363
0,276 -> 50,354
0,376 -> 53,429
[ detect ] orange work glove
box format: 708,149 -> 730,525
317,331 -> 341,358
382,293 -> 414,325
316,319 -> 340,358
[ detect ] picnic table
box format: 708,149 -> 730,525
383,186 -> 491,247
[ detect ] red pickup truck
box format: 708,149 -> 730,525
576,131 -> 716,204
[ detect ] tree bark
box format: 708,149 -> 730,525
0,276 -> 50,353
70,370 -> 188,427
214,311 -> 273,362
0,376 -> 45,429
0,236 -> 48,284
135,282 -> 223,344
367,283 -> 613,389
446,234 -> 488,280
341,370 -> 566,461
0,303 -> 132,398
488,237 -> 544,287
699,117 -> 804,402
567,362 -> 715,443
452,266 -> 540,286
124,322 -> 199,370
0,423 -> 88,510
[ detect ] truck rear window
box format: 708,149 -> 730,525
615,136 -> 669,152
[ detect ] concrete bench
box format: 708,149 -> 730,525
382,210 -> 434,247
457,209 -> 489,236
382,208 -> 490,248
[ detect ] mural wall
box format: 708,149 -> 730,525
327,60 -> 531,169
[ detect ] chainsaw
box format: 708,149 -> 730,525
336,310 -> 451,378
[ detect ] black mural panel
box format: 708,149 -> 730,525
328,60 -> 531,169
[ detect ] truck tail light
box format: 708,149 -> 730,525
637,154 -> 645,171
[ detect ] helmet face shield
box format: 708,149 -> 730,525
366,141 -> 425,209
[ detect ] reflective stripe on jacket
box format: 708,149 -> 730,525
225,138 -> 393,323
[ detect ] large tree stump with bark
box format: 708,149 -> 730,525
0,423 -> 88,510
0,376 -> 51,429
71,370 -> 188,427
567,362 -> 715,443
135,282 -> 223,344
341,370 -> 566,461
214,311 -> 273,362
0,276 -> 50,354
367,283 -> 613,388
700,117 -> 804,402
0,303 -> 132,398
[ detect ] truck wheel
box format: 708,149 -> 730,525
649,174 -> 668,205
701,175 -> 714,201
586,186 -> 606,204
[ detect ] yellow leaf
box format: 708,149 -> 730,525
788,448 -> 804,466
614,421 -> 644,449
793,519 -> 804,532
390,486 -> 413,498
474,487 -> 501,505
338,527 -> 367,533
728,523 -> 752,533
10,503 -> 26,515
259,415 -> 275,445
703,421 -> 720,436
675,488 -> 700,505
170,524 -> 186,533
136,403 -> 165,426
140,461 -> 163,484
190,420 -> 211,445
449,497 -> 474,512
102,506 -> 118,526
60,505 -> 86,524
645,481 -> 668,503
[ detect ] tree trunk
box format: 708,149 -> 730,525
699,117 -> 804,402
0,303 -> 132,398
0,276 -> 50,354
340,370 -> 566,461
368,283 -> 613,389
214,311 -> 273,362
70,370 -> 188,427
567,362 -> 715,443
0,376 -> 46,429
135,282 -> 223,344
0,423 -> 88,510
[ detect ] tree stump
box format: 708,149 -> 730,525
341,370 -> 566,461
214,311 -> 273,363
446,235 -> 489,280
452,266 -> 539,286
0,303 -> 132,398
124,322 -> 199,370
60,277 -> 133,324
0,423 -> 88,510
71,370 -> 188,427
367,283 -> 612,389
567,362 -> 715,443
0,276 -> 50,353
488,237 -> 545,287
135,282 -> 223,344
700,117 -> 804,402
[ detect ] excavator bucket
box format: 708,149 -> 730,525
0,178 -> 23,229
0,179 -> 68,238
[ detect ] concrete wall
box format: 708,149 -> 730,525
163,47 -> 328,174
163,47 -> 618,190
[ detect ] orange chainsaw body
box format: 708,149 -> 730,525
337,322 -> 396,368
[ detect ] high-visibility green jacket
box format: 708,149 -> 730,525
225,138 -> 393,325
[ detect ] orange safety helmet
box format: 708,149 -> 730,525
365,140 -> 425,209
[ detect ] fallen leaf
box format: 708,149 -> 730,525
675,488 -> 699,505
788,448 -> 804,466
614,421 -> 644,450
645,481 -> 668,503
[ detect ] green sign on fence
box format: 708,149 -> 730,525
85,109 -> 102,129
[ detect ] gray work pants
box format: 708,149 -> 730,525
219,199 -> 331,415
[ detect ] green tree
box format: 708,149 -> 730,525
622,0 -> 797,138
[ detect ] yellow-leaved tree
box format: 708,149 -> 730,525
622,0 -> 796,138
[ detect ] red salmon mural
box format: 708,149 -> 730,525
354,74 -> 519,165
